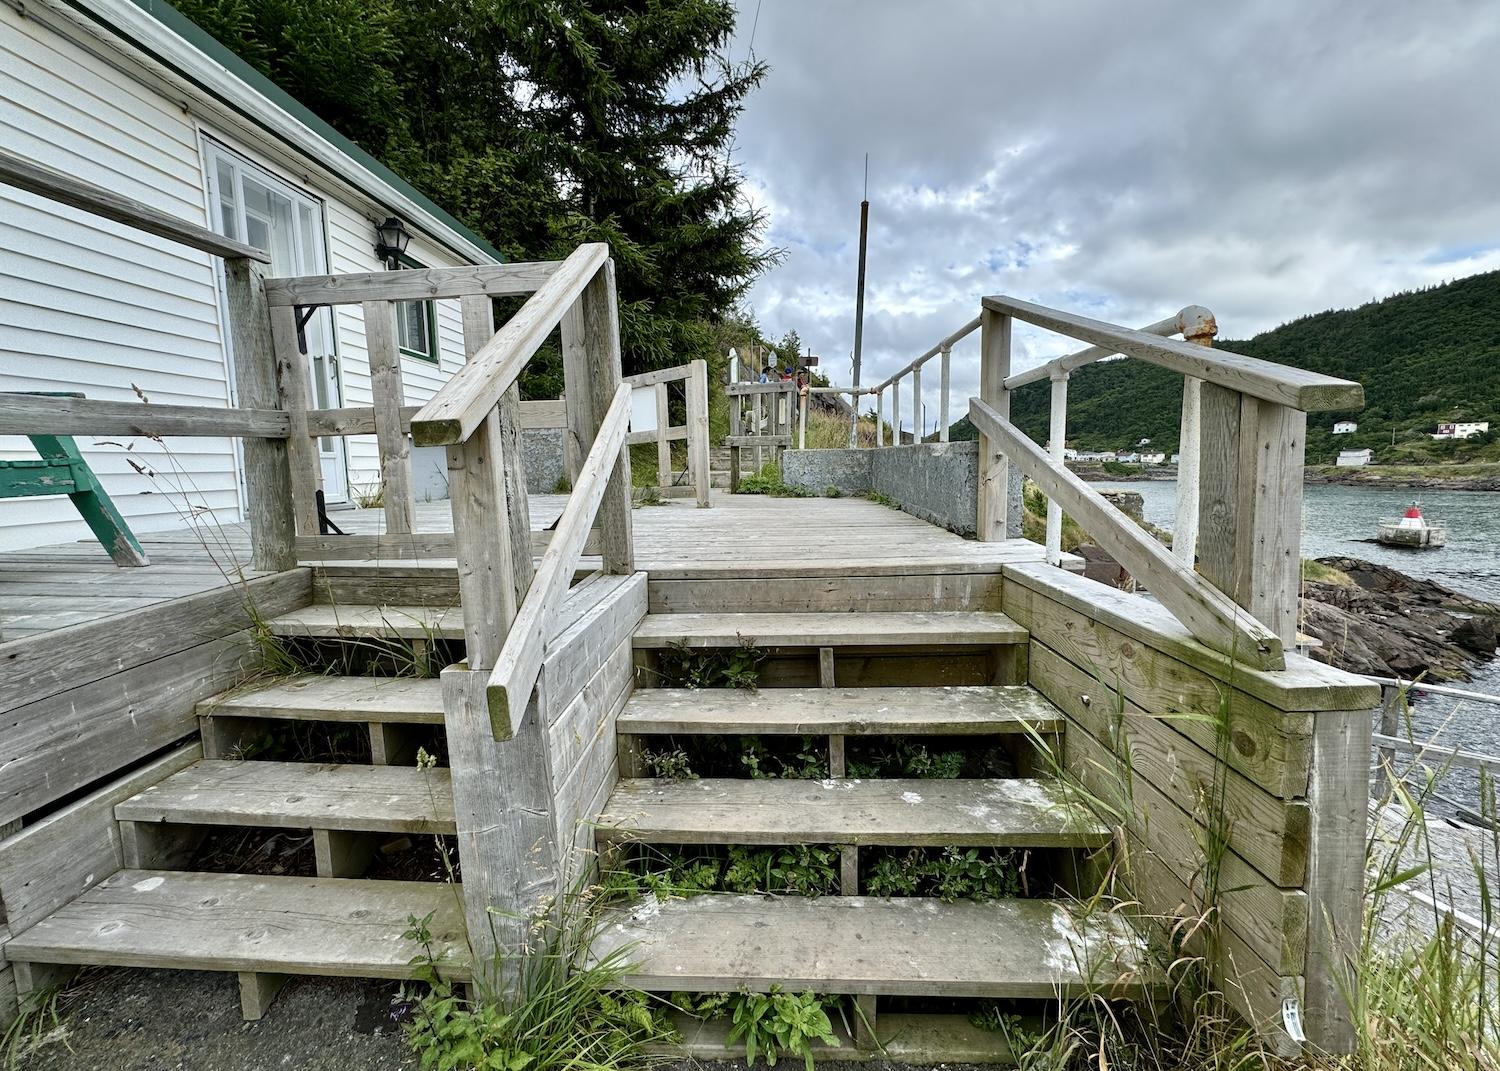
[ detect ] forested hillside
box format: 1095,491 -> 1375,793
952,271 -> 1500,465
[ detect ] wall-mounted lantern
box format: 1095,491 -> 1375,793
373,216 -> 412,269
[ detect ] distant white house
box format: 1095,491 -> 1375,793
1169,453 -> 1181,465
1115,451 -> 1141,463
1432,421 -> 1491,440
1332,420 -> 1358,435
1,0 -> 505,552
1140,452 -> 1166,465
1336,448 -> 1374,467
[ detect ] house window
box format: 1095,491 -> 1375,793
396,295 -> 437,363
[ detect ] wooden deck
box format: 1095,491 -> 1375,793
0,492 -> 1050,642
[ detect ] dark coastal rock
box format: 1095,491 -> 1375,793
1301,558 -> 1500,682
1449,616 -> 1498,655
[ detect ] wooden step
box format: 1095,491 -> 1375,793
115,760 -> 455,834
618,685 -> 1060,736
199,675 -> 445,724
265,604 -> 462,640
599,778 -> 1108,847
591,893 -> 1154,999
7,869 -> 471,982
632,611 -> 1027,649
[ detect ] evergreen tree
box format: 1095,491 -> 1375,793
169,0 -> 775,377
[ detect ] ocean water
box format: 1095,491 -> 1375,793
1094,479 -> 1500,810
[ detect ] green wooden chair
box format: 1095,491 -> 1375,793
0,393 -> 149,567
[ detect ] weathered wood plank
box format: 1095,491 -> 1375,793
1029,642 -> 1310,885
632,611 -> 1026,649
598,777 -> 1110,848
982,295 -> 1364,412
446,408 -> 516,668
362,300 -> 416,534
1002,561 -> 1379,714
269,304 -> 322,537
6,870 -> 470,980
618,685 -> 1061,736
412,244 -> 608,446
976,308 -> 1011,541
264,261 -> 559,306
971,397 -> 1283,670
0,146 -> 267,262
225,259 -> 296,570
1003,578 -> 1312,798
116,759 -> 454,834
0,744 -> 201,935
200,675 -> 444,724
579,261 -> 635,573
647,572 -> 1004,613
266,603 -> 463,639
487,384 -> 634,736
591,894 -> 1156,998
0,394 -> 288,438
540,574 -> 648,725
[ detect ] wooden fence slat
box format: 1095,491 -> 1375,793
265,262 -> 559,307
0,395 -> 287,438
975,309 -> 1009,540
579,262 -> 634,574
361,300 -> 415,534
225,259 -> 296,570
269,305 -> 321,537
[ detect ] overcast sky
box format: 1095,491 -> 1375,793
726,1 -> 1500,434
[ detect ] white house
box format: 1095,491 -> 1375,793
1432,421 -> 1490,440
1336,448 -> 1374,467
1,0 -> 505,552
1332,420 -> 1358,435
1140,452 -> 1166,465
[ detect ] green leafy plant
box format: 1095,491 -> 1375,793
865,491 -> 898,509
727,988 -> 840,1070
401,882 -> 674,1071
847,738 -> 964,779
2,986 -> 68,1069
723,845 -> 839,897
824,485 -> 843,498
736,462 -> 810,497
865,847 -> 1026,902
643,747 -> 697,781
655,640 -> 765,690
738,735 -> 827,780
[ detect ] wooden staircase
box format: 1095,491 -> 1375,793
5,585 -> 1152,1061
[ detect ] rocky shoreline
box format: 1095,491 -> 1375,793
1299,557 -> 1498,682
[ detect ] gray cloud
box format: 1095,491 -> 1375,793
727,0 -> 1500,433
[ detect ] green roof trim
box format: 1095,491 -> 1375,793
69,0 -> 505,265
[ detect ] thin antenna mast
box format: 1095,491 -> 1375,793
849,154 -> 870,447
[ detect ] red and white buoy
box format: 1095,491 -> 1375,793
1378,503 -> 1447,548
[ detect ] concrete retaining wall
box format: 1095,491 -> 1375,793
782,442 -> 1022,537
523,428 -> 566,494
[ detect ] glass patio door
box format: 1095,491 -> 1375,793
205,140 -> 349,504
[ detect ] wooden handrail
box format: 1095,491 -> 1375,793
982,295 -> 1363,412
1002,307 -> 1211,391
0,147 -> 268,263
485,381 -> 633,737
264,261 -> 560,307
968,396 -> 1285,670
410,243 -> 609,447
0,394 -> 289,438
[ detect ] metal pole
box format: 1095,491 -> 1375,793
848,159 -> 870,448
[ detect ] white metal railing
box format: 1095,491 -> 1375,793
1371,676 -> 1500,777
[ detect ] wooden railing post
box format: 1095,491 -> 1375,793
688,359 -> 710,507
1045,371 -> 1068,566
654,382 -> 671,489
574,261 -> 634,573
223,257 -> 296,570
976,308 -> 1012,541
267,304 -> 321,539
875,387 -> 885,447
1197,386 -> 1306,646
892,376 -> 901,446
912,364 -> 923,443
1174,312 -> 1214,566
460,294 -> 533,604
798,385 -> 807,449
362,300 -> 416,534
938,345 -> 951,442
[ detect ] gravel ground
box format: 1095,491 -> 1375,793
19,967 -> 417,1071
14,966 -> 991,1071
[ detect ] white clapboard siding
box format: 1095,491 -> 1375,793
0,4 -> 240,552
325,199 -> 472,497
1,4 -> 490,549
